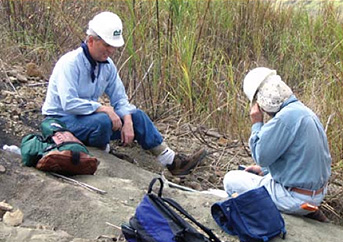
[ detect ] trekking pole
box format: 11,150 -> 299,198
50,172 -> 107,195
161,173 -> 199,193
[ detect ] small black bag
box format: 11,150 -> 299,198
121,177 -> 222,242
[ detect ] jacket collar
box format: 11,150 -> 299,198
81,42 -> 109,82
280,95 -> 298,109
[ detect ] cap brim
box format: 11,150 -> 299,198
103,36 -> 124,47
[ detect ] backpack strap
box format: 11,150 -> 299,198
148,177 -> 164,197
71,151 -> 81,165
43,141 -> 88,166
148,177 -> 222,242
163,197 -> 222,242
43,141 -> 87,152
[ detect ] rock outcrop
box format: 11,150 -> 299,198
0,148 -> 342,242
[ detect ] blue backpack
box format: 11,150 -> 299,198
211,186 -> 286,242
121,177 -> 222,242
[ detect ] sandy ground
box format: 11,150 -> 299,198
1,148 -> 343,242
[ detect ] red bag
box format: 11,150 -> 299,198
36,131 -> 99,175
36,149 -> 99,175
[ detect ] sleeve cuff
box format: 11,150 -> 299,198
261,167 -> 269,176
90,102 -> 101,114
115,104 -> 137,118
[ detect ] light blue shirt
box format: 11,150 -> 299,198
42,47 -> 136,118
249,95 -> 331,190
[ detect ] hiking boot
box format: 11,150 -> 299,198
304,209 -> 330,223
167,148 -> 207,177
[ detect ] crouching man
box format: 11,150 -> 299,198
223,67 -> 331,222
42,12 -> 206,177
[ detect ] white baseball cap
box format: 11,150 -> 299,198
243,67 -> 277,102
87,11 -> 124,47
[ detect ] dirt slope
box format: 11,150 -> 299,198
1,148 -> 343,242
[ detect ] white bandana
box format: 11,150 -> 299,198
256,75 -> 293,113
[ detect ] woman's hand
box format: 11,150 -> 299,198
250,103 -> 263,124
245,165 -> 264,176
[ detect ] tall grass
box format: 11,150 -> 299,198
1,0 -> 343,169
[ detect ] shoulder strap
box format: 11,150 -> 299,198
148,177 -> 222,242
43,141 -> 87,152
162,197 -> 222,242
148,177 -> 164,197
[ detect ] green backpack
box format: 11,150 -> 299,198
21,118 -> 99,175
21,133 -> 50,167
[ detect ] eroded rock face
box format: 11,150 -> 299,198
0,148 -> 343,242
0,63 -> 48,148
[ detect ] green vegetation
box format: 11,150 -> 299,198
1,0 -> 343,171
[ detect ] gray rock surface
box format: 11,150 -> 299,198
0,148 -> 342,242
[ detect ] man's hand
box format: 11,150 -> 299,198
250,103 -> 263,124
121,115 -> 134,146
96,106 -> 122,131
245,165 -> 264,176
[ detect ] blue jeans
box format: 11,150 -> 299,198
51,109 -> 163,149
